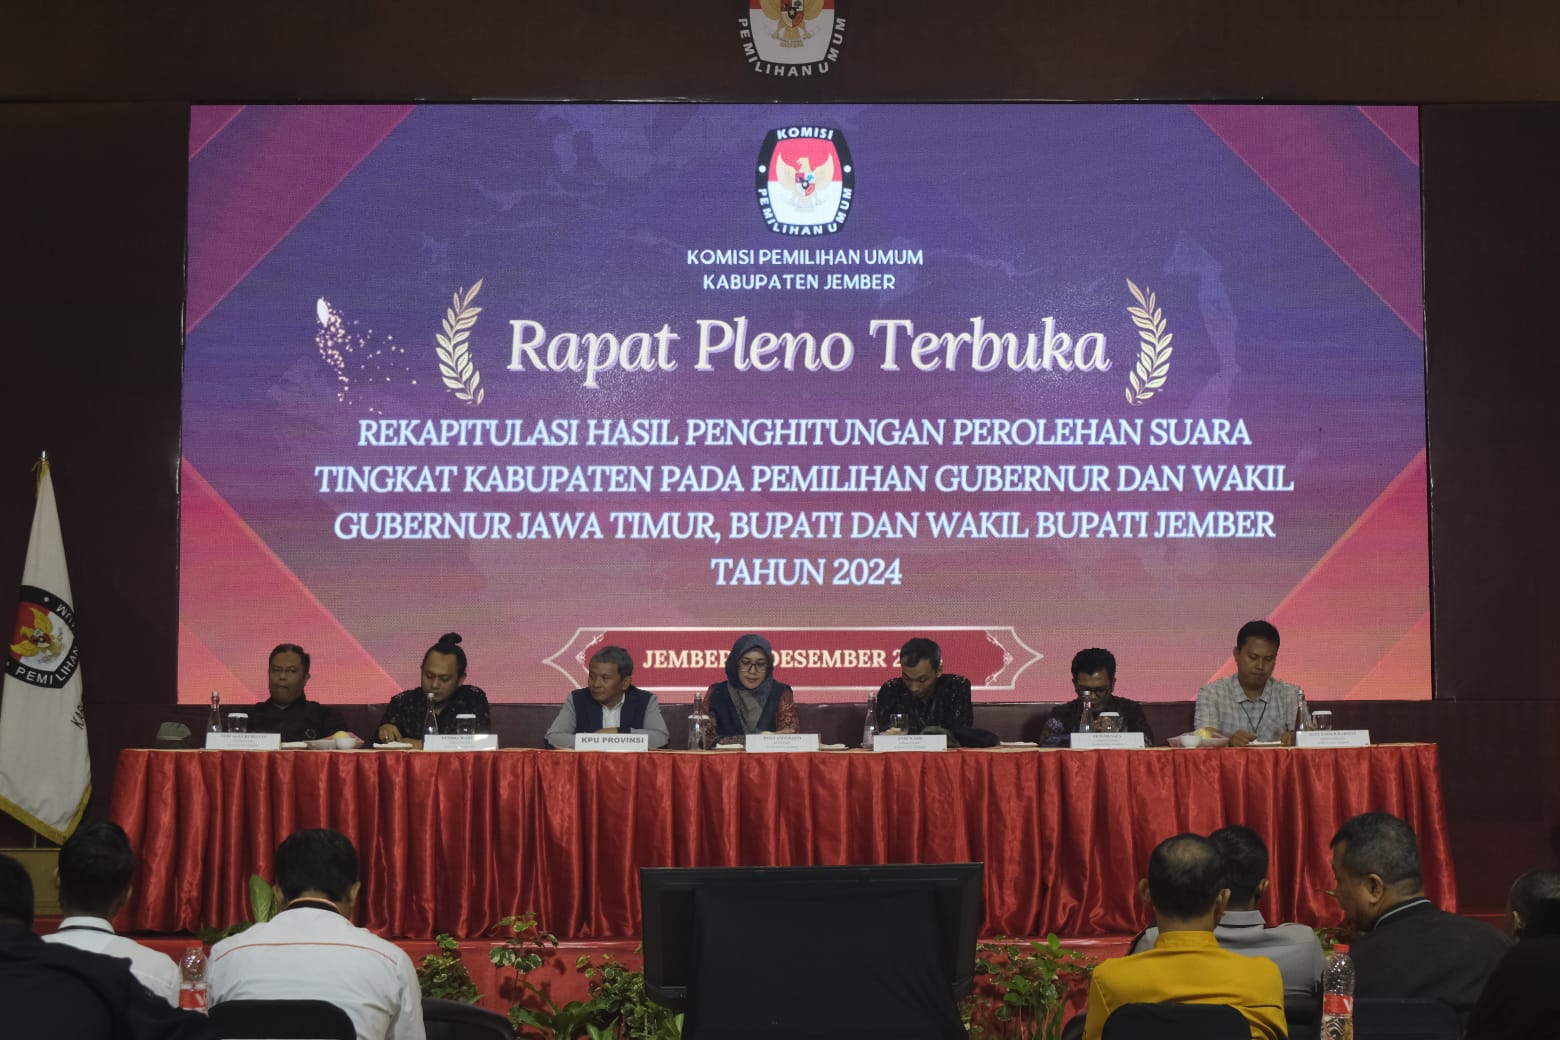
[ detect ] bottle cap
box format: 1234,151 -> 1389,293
1332,942 -> 1349,953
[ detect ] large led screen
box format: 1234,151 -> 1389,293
181,104 -> 1428,705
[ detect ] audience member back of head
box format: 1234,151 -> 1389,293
0,852 -> 218,1040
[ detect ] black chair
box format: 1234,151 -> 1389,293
1101,1002 -> 1249,1040
422,997 -> 514,1040
209,998 -> 355,1040
1285,993 -> 1319,1040
1353,997 -> 1459,1039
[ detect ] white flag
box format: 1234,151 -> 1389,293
0,456 -> 90,842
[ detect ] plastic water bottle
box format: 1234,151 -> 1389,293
178,944 -> 210,1012
1076,696 -> 1093,733
1320,942 -> 1355,1040
688,691 -> 710,750
423,697 -> 438,738
1294,689 -> 1313,734
206,691 -> 222,734
861,693 -> 878,749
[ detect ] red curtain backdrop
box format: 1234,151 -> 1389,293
111,746 -> 1455,940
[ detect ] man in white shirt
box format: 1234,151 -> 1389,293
209,828 -> 424,1040
43,819 -> 182,1005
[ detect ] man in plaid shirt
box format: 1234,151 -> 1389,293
1193,620 -> 1309,746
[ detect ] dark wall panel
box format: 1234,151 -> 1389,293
3,4 -> 1560,912
0,103 -> 186,842
1423,106 -> 1560,702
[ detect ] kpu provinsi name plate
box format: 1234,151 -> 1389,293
423,734 -> 500,752
746,733 -> 821,753
205,732 -> 282,751
575,733 -> 650,752
1295,730 -> 1370,748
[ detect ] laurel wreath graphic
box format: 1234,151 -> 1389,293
1124,279 -> 1174,406
437,279 -> 485,406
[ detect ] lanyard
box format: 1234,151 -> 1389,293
1239,697 -> 1268,736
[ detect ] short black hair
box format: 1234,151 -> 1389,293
899,638 -> 942,671
269,643 -> 311,673
1147,833 -> 1225,919
589,645 -> 633,679
57,820 -> 136,916
422,632 -> 468,678
273,828 -> 358,904
1330,812 -> 1422,888
0,853 -> 34,928
1235,620 -> 1280,650
1210,824 -> 1268,906
1070,648 -> 1116,682
1509,869 -> 1560,938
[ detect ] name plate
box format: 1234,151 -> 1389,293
873,734 -> 948,752
746,733 -> 820,753
423,734 -> 500,752
575,733 -> 650,752
1070,732 -> 1146,750
1295,729 -> 1371,748
205,732 -> 282,751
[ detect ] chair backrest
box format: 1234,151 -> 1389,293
1285,993 -> 1319,1040
421,997 -> 514,1040
209,998 -> 355,1040
1353,997 -> 1460,1040
1102,1002 -> 1249,1040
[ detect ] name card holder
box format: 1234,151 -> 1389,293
1070,733 -> 1147,750
424,734 -> 500,752
746,733 -> 820,753
575,733 -> 650,752
205,733 -> 282,751
1295,730 -> 1371,748
873,734 -> 948,752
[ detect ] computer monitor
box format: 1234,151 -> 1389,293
640,862 -> 982,1038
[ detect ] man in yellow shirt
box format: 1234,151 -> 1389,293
1084,834 -> 1286,1040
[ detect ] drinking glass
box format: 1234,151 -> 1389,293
226,713 -> 247,733
1094,712 -> 1121,734
886,712 -> 911,735
1311,710 -> 1333,731
455,713 -> 477,736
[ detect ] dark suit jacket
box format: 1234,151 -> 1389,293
0,923 -> 218,1040
1464,935 -> 1560,1040
1351,898 -> 1510,1024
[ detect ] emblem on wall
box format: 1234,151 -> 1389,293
740,0 -> 846,76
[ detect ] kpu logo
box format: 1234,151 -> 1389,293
755,127 -> 854,236
7,586 -> 80,688
740,1 -> 846,77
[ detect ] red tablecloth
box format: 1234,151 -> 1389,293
110,745 -> 1455,940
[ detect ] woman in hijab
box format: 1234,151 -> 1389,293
701,634 -> 799,745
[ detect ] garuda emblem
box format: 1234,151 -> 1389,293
11,606 -> 63,663
774,152 -> 835,208
760,0 -> 826,47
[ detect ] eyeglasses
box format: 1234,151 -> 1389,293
738,659 -> 767,672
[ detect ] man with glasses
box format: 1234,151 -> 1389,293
249,643 -> 346,742
1041,647 -> 1156,746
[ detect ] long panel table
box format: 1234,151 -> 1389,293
110,744 -> 1455,940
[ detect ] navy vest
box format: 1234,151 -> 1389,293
571,686 -> 651,733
